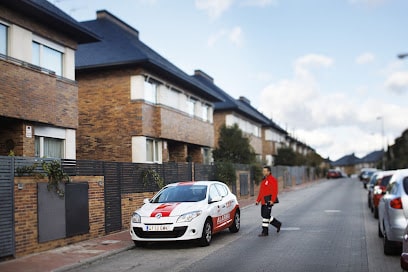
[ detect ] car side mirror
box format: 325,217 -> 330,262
209,196 -> 222,204
143,198 -> 150,204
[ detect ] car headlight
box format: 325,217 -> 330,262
177,211 -> 202,223
132,212 -> 141,223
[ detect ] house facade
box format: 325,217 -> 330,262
0,0 -> 98,159
75,11 -> 222,164
193,70 -> 288,165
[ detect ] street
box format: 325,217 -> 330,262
67,178 -> 400,272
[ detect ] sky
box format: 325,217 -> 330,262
52,0 -> 408,161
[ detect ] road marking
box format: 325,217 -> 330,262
324,210 -> 341,213
280,227 -> 300,231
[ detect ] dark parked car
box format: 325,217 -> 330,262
359,168 -> 378,188
327,169 -> 342,179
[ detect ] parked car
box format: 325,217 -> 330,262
367,172 -> 381,210
327,169 -> 342,179
130,181 -> 240,247
378,169 -> 408,255
359,168 -> 378,188
401,225 -> 408,271
372,171 -> 396,218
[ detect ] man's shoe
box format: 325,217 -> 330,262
270,218 -> 282,233
258,233 -> 268,237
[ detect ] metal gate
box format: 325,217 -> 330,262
0,156 -> 15,257
66,183 -> 89,237
239,173 -> 249,196
104,162 -> 122,233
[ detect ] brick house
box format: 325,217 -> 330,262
75,11 -> 222,164
0,0 -> 99,159
192,70 -> 288,165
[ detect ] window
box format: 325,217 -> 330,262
209,185 -> 221,202
32,41 -> 63,76
202,148 -> 211,165
215,184 -> 228,197
144,79 -> 157,104
146,139 -> 160,162
202,104 -> 209,121
35,137 -> 64,158
167,88 -> 180,109
187,98 -> 196,116
0,23 -> 7,55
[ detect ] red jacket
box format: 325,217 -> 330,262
256,174 -> 278,205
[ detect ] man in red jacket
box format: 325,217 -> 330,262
256,166 -> 282,236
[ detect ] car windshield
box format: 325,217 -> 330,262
151,185 -> 208,203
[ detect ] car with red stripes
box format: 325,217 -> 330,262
130,181 -> 240,247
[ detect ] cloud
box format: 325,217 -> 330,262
240,0 -> 278,7
228,26 -> 243,46
258,53 -> 408,159
384,71 -> 408,94
294,54 -> 333,78
195,0 -> 234,19
207,27 -> 244,47
356,52 -> 375,64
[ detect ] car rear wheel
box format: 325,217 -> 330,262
199,219 -> 212,247
374,207 -> 378,219
384,232 -> 395,255
229,210 -> 240,233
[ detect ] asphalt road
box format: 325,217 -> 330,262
68,178 -> 400,272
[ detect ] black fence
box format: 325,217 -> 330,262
9,156 -> 316,234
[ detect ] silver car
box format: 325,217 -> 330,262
378,169 -> 408,255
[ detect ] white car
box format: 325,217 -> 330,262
130,181 -> 240,247
378,169 -> 408,255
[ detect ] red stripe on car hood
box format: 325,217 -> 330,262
150,203 -> 180,217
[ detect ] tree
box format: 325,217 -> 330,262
386,129 -> 408,169
213,124 -> 259,185
213,124 -> 256,164
274,147 -> 297,166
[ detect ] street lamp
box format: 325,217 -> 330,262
376,116 -> 385,170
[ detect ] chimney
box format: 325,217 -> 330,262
239,96 -> 250,104
194,70 -> 214,83
96,10 -> 139,38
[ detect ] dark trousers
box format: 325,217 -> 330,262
261,204 -> 272,233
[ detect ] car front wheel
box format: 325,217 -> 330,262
199,219 -> 212,247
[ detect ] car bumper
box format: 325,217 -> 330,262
387,217 -> 407,242
130,217 -> 205,242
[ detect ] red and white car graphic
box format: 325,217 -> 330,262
130,181 -> 240,247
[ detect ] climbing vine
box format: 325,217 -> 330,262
42,160 -> 70,198
142,169 -> 165,189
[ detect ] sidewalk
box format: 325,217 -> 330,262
0,179 -> 321,272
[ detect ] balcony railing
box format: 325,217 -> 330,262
0,53 -> 76,85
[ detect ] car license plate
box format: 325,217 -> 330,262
145,225 -> 173,232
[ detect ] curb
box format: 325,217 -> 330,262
54,243 -> 134,272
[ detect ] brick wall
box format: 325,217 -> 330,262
0,60 -> 78,129
121,192 -> 156,230
14,176 -> 105,257
77,68 -> 214,162
0,119 -> 36,156
160,107 -> 214,147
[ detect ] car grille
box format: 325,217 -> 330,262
133,226 -> 188,239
